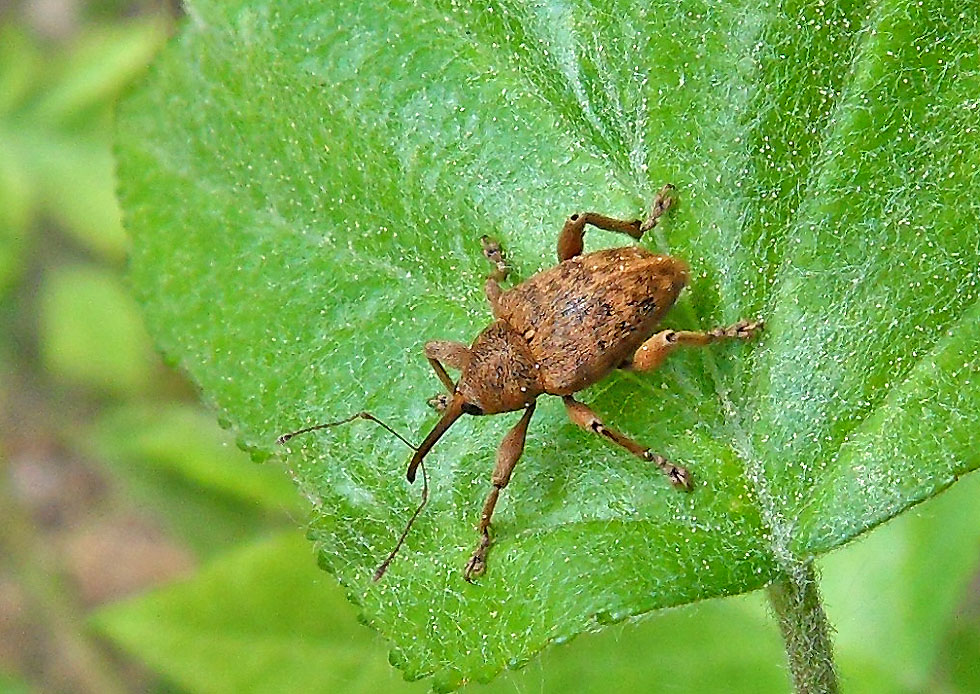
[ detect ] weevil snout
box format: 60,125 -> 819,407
406,394 -> 465,483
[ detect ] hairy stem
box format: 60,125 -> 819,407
767,562 -> 839,694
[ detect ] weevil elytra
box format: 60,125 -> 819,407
279,184 -> 763,581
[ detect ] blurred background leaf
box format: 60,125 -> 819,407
0,19 -> 167,270
0,671 -> 32,694
80,402 -> 301,555
39,264 -> 157,394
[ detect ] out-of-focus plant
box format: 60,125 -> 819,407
0,16 -> 298,693
0,21 -> 166,278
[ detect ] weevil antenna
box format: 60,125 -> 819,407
373,458 -> 428,581
277,411 -> 417,448
276,411 -> 430,582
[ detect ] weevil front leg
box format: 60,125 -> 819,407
557,184 -> 676,261
480,235 -> 511,309
630,319 -> 764,372
464,402 -> 536,581
424,341 -> 471,411
563,396 -> 692,490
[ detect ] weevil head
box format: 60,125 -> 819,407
405,321 -> 543,483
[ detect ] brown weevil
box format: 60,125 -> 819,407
279,184 -> 763,582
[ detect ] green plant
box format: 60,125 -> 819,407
112,0 -> 980,691
0,20 -> 167,279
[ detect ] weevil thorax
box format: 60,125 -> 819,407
456,319 -> 544,416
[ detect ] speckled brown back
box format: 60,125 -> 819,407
493,247 -> 688,394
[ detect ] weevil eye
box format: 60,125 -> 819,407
461,402 -> 484,416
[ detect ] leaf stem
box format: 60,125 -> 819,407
767,562 -> 839,694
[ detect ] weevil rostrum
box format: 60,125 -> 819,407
279,184 -> 763,582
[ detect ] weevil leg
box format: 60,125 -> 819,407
562,396 -> 692,491
557,184 -> 676,261
427,393 -> 451,412
630,319 -> 764,372
464,402 -> 536,581
639,183 -> 678,233
481,235 -> 511,310
481,235 -> 510,282
424,341 -> 472,400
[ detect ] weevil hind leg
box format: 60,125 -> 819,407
464,402 -> 536,581
630,319 -> 764,372
557,184 -> 676,261
562,396 -> 692,490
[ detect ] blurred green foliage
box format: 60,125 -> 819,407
83,402 -> 301,554
0,20 -> 167,278
0,671 -> 31,694
39,264 -> 157,393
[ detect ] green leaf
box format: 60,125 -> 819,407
39,264 -> 157,394
95,532 -> 788,694
86,403 -> 300,513
117,0 -> 980,688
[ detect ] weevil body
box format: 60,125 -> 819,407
280,185 -> 763,581
465,245 -> 688,406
